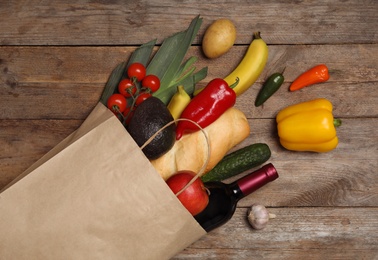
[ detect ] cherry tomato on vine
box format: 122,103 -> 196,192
142,74 -> 160,93
122,106 -> 135,125
118,78 -> 137,97
107,93 -> 127,114
135,92 -> 152,106
127,63 -> 146,82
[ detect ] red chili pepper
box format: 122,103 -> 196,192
289,64 -> 330,91
175,78 -> 238,140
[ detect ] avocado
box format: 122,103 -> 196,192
127,97 -> 176,160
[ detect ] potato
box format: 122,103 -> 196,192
202,19 -> 236,59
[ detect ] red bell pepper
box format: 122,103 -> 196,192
176,78 -> 238,140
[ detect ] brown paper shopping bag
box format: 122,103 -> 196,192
0,102 -> 206,260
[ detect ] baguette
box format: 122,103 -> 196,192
150,107 -> 250,180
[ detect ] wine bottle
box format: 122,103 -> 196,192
194,163 -> 278,232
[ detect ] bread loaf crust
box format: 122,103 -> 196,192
150,107 -> 250,180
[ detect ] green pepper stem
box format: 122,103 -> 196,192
334,118 -> 342,127
229,77 -> 239,89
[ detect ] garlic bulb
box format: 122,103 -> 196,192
247,204 -> 276,230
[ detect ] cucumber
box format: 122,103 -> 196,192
201,143 -> 271,182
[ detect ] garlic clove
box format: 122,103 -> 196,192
247,204 -> 275,230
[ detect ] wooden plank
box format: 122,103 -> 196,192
2,117 -> 376,167
1,118 -> 377,206
236,81 -> 378,119
0,0 -> 376,45
173,207 -> 378,259
1,44 -> 377,119
236,118 -> 378,207
1,44 -> 377,85
174,248 -> 377,260
1,81 -> 377,120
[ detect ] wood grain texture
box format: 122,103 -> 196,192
1,44 -> 377,119
0,0 -> 376,45
173,207 -> 378,259
0,0 -> 377,259
1,118 -> 377,206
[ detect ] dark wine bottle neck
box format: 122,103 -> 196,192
227,183 -> 244,201
229,163 -> 278,201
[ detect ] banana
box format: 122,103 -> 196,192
167,85 -> 191,120
224,32 -> 269,96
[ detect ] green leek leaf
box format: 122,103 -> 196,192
154,66 -> 208,104
174,56 -> 198,83
148,15 -> 205,104
126,39 -> 156,68
99,61 -> 127,105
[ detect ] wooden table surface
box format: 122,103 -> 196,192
1,0 -> 377,259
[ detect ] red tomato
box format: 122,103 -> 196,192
127,63 -> 146,82
107,93 -> 127,114
142,74 -> 160,92
118,78 -> 137,97
135,92 -> 151,106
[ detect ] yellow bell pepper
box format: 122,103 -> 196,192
276,98 -> 341,152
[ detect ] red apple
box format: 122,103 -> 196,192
166,170 -> 209,216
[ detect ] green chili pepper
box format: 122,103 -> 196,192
255,69 -> 285,107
